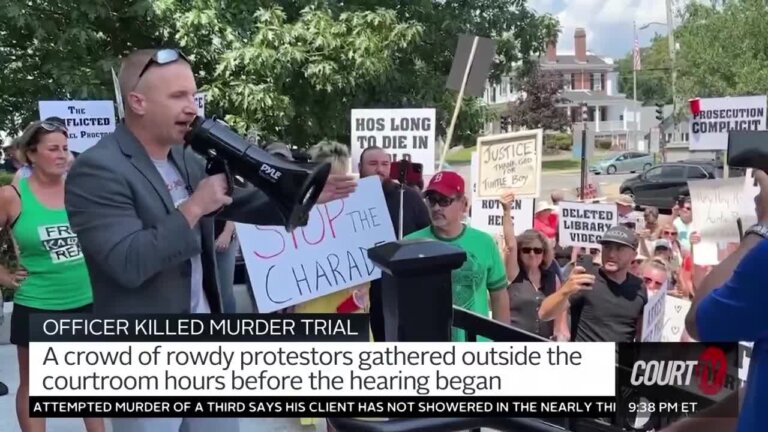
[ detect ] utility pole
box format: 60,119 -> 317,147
633,21 -> 638,152
666,0 -> 677,144
580,103 -> 588,200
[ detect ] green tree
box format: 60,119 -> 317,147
0,0 -> 163,133
616,34 -> 672,105
676,0 -> 768,100
507,68 -> 570,132
1,0 -> 558,150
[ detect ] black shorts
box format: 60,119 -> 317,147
10,303 -> 93,347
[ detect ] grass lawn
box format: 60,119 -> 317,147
541,159 -> 580,171
445,146 -> 585,171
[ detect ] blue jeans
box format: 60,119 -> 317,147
216,238 -> 239,313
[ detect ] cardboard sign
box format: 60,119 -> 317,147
476,129 -> 542,198
558,201 -> 618,248
469,152 -> 534,236
689,95 -> 767,151
38,100 -> 116,153
350,108 -> 436,174
236,177 -> 396,313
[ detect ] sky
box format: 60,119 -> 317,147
527,0 -> 685,60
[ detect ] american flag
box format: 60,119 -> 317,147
633,35 -> 641,71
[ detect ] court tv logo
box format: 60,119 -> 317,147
629,346 -> 728,396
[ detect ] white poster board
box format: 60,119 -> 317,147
661,295 -> 691,342
688,178 -> 743,265
558,201 -> 618,249
236,177 -> 396,312
689,95 -> 767,151
641,283 -> 668,342
350,108 -> 436,174
38,100 -> 116,153
194,92 -> 206,117
470,152 -> 534,236
476,129 -> 542,198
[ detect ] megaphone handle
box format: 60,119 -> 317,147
205,157 -> 234,196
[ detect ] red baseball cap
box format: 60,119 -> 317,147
425,171 -> 465,197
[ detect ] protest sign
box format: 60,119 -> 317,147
641,283 -> 668,342
38,100 -> 116,153
470,152 -> 534,236
351,108 -> 436,174
689,96 -> 767,151
689,178 -> 743,265
236,177 -> 396,313
661,295 -> 691,342
558,201 -> 618,249
476,129 -> 542,198
194,92 -> 206,117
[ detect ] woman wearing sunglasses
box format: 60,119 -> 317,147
499,191 -> 565,341
0,120 -> 104,432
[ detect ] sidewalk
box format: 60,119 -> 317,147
0,284 -> 318,432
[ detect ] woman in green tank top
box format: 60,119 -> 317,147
0,119 -> 104,432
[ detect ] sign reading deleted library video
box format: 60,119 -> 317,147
558,201 -> 618,249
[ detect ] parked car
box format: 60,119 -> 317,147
620,160 -> 745,210
589,151 -> 654,175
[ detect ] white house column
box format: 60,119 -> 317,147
594,104 -> 601,132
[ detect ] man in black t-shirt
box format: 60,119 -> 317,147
359,146 -> 431,341
539,225 -> 647,342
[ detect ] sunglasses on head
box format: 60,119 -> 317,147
521,247 -> 544,255
133,49 -> 190,90
425,194 -> 457,207
39,120 -> 67,133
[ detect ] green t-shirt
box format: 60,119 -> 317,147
406,225 -> 508,341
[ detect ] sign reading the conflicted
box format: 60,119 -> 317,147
38,100 -> 116,153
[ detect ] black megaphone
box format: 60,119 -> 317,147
183,117 -> 331,232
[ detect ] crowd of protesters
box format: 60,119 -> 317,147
0,47 -> 761,432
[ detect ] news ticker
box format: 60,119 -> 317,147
29,396 -> 614,418
27,315 -> 744,420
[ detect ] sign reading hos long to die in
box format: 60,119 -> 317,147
351,108 -> 436,174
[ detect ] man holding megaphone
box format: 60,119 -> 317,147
64,48 -> 356,432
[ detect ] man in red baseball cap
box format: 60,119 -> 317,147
406,171 -> 510,341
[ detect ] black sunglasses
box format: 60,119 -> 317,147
134,49 -> 190,89
425,194 -> 457,207
521,247 -> 544,255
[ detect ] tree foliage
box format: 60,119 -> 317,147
0,0 -> 163,133
0,0 -> 559,149
507,69 -> 570,132
676,0 -> 768,100
616,34 -> 672,105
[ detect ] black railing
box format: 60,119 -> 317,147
452,307 -> 551,343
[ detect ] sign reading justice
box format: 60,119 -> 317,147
476,129 -> 542,198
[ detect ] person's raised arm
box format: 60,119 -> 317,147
487,237 -> 510,323
686,170 -> 768,341
65,156 -> 206,290
539,267 -> 594,321
500,191 -> 520,281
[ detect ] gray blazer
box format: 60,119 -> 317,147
64,124 -> 289,314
